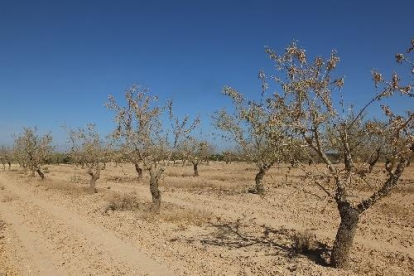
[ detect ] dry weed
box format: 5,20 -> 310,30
43,180 -> 87,195
292,229 -> 316,255
157,207 -> 211,228
104,193 -> 143,212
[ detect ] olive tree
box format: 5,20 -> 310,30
214,84 -> 289,195
106,85 -> 198,212
67,124 -> 107,193
0,146 -> 12,170
13,127 -> 53,179
265,40 -> 413,269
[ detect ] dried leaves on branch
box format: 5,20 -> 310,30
106,84 -> 200,212
67,124 -> 107,193
264,40 -> 413,268
214,76 -> 292,194
13,127 -> 53,179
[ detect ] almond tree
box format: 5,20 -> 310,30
265,40 -> 413,269
186,137 -> 211,176
13,127 -> 53,179
214,83 -> 289,195
0,146 -> 12,170
106,85 -> 198,212
68,124 -> 106,193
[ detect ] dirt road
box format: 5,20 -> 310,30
0,173 -> 174,276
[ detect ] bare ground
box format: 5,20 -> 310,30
0,162 -> 413,275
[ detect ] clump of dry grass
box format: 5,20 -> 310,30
106,175 -> 137,183
158,207 -> 211,228
292,229 -> 316,255
0,185 -> 4,191
43,180 -> 87,195
165,177 -> 238,192
104,193 -> 143,212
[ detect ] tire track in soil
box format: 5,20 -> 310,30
0,201 -> 66,276
0,175 -> 175,276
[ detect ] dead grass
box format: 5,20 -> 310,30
165,177 -> 243,194
1,195 -> 17,203
292,229 -> 317,255
103,191 -> 211,228
104,192 -> 143,212
42,179 -> 87,195
105,175 -> 138,183
158,207 -> 211,228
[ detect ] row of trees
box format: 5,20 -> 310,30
2,40 -> 413,270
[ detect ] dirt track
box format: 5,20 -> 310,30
0,163 -> 413,275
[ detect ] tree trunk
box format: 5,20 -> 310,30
8,162 -> 11,170
331,203 -> 360,269
88,167 -> 100,194
149,167 -> 162,212
36,169 -> 45,180
134,163 -> 143,180
192,161 -> 199,177
254,168 -> 266,195
2,164 -> 5,171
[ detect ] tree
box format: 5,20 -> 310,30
67,124 -> 107,193
265,40 -> 413,269
13,127 -> 53,179
0,146 -> 12,170
106,85 -> 198,212
214,83 -> 289,195
186,137 -> 211,176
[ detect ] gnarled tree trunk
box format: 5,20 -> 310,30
8,161 -> 11,170
254,168 -> 266,195
192,160 -> 199,177
249,164 -> 272,195
149,166 -> 163,212
88,166 -> 100,194
36,168 -> 45,180
331,202 -> 360,269
134,163 -> 143,180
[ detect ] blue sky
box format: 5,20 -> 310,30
0,0 -> 413,148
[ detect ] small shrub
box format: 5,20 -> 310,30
292,229 -> 316,255
104,193 -> 142,212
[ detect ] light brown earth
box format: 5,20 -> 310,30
0,162 -> 413,275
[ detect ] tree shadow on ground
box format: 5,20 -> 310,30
184,219 -> 331,267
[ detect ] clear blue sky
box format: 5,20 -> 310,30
1,0 -> 413,147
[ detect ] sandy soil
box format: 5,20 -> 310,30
0,162 -> 413,275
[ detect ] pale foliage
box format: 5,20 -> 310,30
13,127 -> 53,178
